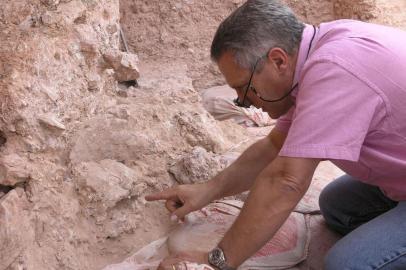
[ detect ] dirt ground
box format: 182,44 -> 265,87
1,0 -> 405,269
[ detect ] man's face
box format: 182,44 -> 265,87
217,50 -> 296,119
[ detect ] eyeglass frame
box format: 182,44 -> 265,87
233,51 -> 298,108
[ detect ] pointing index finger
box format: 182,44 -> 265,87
144,188 -> 177,201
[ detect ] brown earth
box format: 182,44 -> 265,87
0,0 -> 405,269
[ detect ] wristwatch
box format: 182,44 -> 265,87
208,247 -> 236,270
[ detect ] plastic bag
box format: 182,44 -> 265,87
103,200 -> 310,270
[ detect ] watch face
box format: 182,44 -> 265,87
213,249 -> 221,258
209,248 -> 224,265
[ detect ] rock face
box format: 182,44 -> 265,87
0,189 -> 34,270
0,154 -> 31,186
118,0 -> 336,92
169,147 -> 228,184
0,0 -> 130,268
102,49 -> 140,82
0,1 -> 248,269
73,159 -> 145,212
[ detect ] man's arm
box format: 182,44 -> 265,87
217,156 -> 320,268
208,128 -> 287,201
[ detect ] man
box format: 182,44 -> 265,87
146,0 -> 406,269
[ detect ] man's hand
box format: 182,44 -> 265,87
145,182 -> 217,221
157,251 -> 210,270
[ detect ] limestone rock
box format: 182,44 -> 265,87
0,131 -> 6,147
38,114 -> 66,131
41,11 -> 60,26
0,154 -> 31,186
174,111 -> 229,153
0,189 -> 33,270
103,209 -> 140,239
169,147 -> 227,184
87,73 -> 102,92
69,117 -> 156,164
72,159 -> 146,213
102,49 -> 140,82
40,0 -> 60,6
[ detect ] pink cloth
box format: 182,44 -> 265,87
276,20 -> 406,201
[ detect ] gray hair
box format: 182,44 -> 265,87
211,0 -> 304,70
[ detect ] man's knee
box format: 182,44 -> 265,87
319,181 -> 342,222
319,181 -> 335,215
319,180 -> 352,234
324,244 -> 354,270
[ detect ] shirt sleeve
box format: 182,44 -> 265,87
275,106 -> 294,133
279,58 -> 385,162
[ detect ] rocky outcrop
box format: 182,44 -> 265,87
102,49 -> 140,82
0,188 -> 33,270
0,1 -> 249,269
169,147 -> 228,185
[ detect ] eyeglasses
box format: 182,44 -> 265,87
233,53 -> 298,108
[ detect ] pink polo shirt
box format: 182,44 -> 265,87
276,20 -> 406,201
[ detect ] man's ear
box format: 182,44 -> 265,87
267,48 -> 289,72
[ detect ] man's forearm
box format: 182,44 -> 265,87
208,136 -> 279,200
219,177 -> 304,267
217,157 -> 319,268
